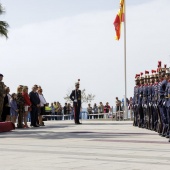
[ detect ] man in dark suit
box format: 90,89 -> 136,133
29,86 -> 40,127
70,81 -> 81,124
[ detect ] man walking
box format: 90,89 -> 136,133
70,81 -> 81,124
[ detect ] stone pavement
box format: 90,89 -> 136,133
0,120 -> 169,170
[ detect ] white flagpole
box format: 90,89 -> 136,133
123,0 -> 128,119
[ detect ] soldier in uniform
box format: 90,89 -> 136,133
138,73 -> 144,128
70,80 -> 82,124
158,65 -> 168,136
153,70 -> 160,132
147,72 -> 153,130
142,71 -> 149,129
133,74 -> 140,126
0,74 -> 5,122
164,67 -> 170,139
150,70 -> 156,131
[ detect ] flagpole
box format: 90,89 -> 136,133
123,0 -> 128,119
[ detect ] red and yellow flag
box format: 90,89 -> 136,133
113,0 -> 124,40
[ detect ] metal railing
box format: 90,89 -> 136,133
41,110 -> 126,121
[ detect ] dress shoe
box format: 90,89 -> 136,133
17,124 -> 23,128
161,133 -> 166,137
32,125 -> 39,127
40,124 -> 45,126
75,122 -> 82,124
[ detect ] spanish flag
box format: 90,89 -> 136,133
113,0 -> 124,40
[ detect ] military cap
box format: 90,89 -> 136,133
140,72 -> 144,80
158,64 -> 167,77
75,82 -> 79,86
161,64 -> 166,72
154,73 -> 159,78
158,61 -> 161,67
144,70 -> 149,79
150,70 -> 156,78
0,74 -> 3,77
157,61 -> 162,74
163,64 -> 170,75
165,67 -> 170,76
135,74 -> 140,81
75,79 -> 80,86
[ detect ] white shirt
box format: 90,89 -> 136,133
38,94 -> 46,107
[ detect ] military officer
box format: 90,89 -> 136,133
152,71 -> 159,132
164,67 -> 170,139
133,74 -> 140,126
70,80 -> 82,124
158,66 -> 168,136
143,71 -> 149,129
147,72 -> 153,130
150,70 -> 157,131
154,72 -> 160,132
138,73 -> 144,128
0,74 -> 5,121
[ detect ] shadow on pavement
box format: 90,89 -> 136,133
0,122 -> 158,140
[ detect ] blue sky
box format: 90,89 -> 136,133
0,0 -> 170,107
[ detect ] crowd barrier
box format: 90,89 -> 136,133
41,110 -> 127,121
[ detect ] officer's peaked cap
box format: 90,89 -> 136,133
75,82 -> 79,86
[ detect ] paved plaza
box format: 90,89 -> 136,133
0,120 -> 170,170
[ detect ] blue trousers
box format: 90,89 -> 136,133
166,107 -> 170,133
158,105 -> 167,127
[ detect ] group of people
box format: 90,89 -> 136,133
0,73 -> 47,128
133,61 -> 170,142
47,102 -> 74,120
115,96 -> 133,120
87,102 -> 111,119
0,72 -> 135,129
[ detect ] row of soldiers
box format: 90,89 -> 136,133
133,61 -> 170,142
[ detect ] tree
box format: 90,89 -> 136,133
64,89 -> 95,104
0,3 -> 9,38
